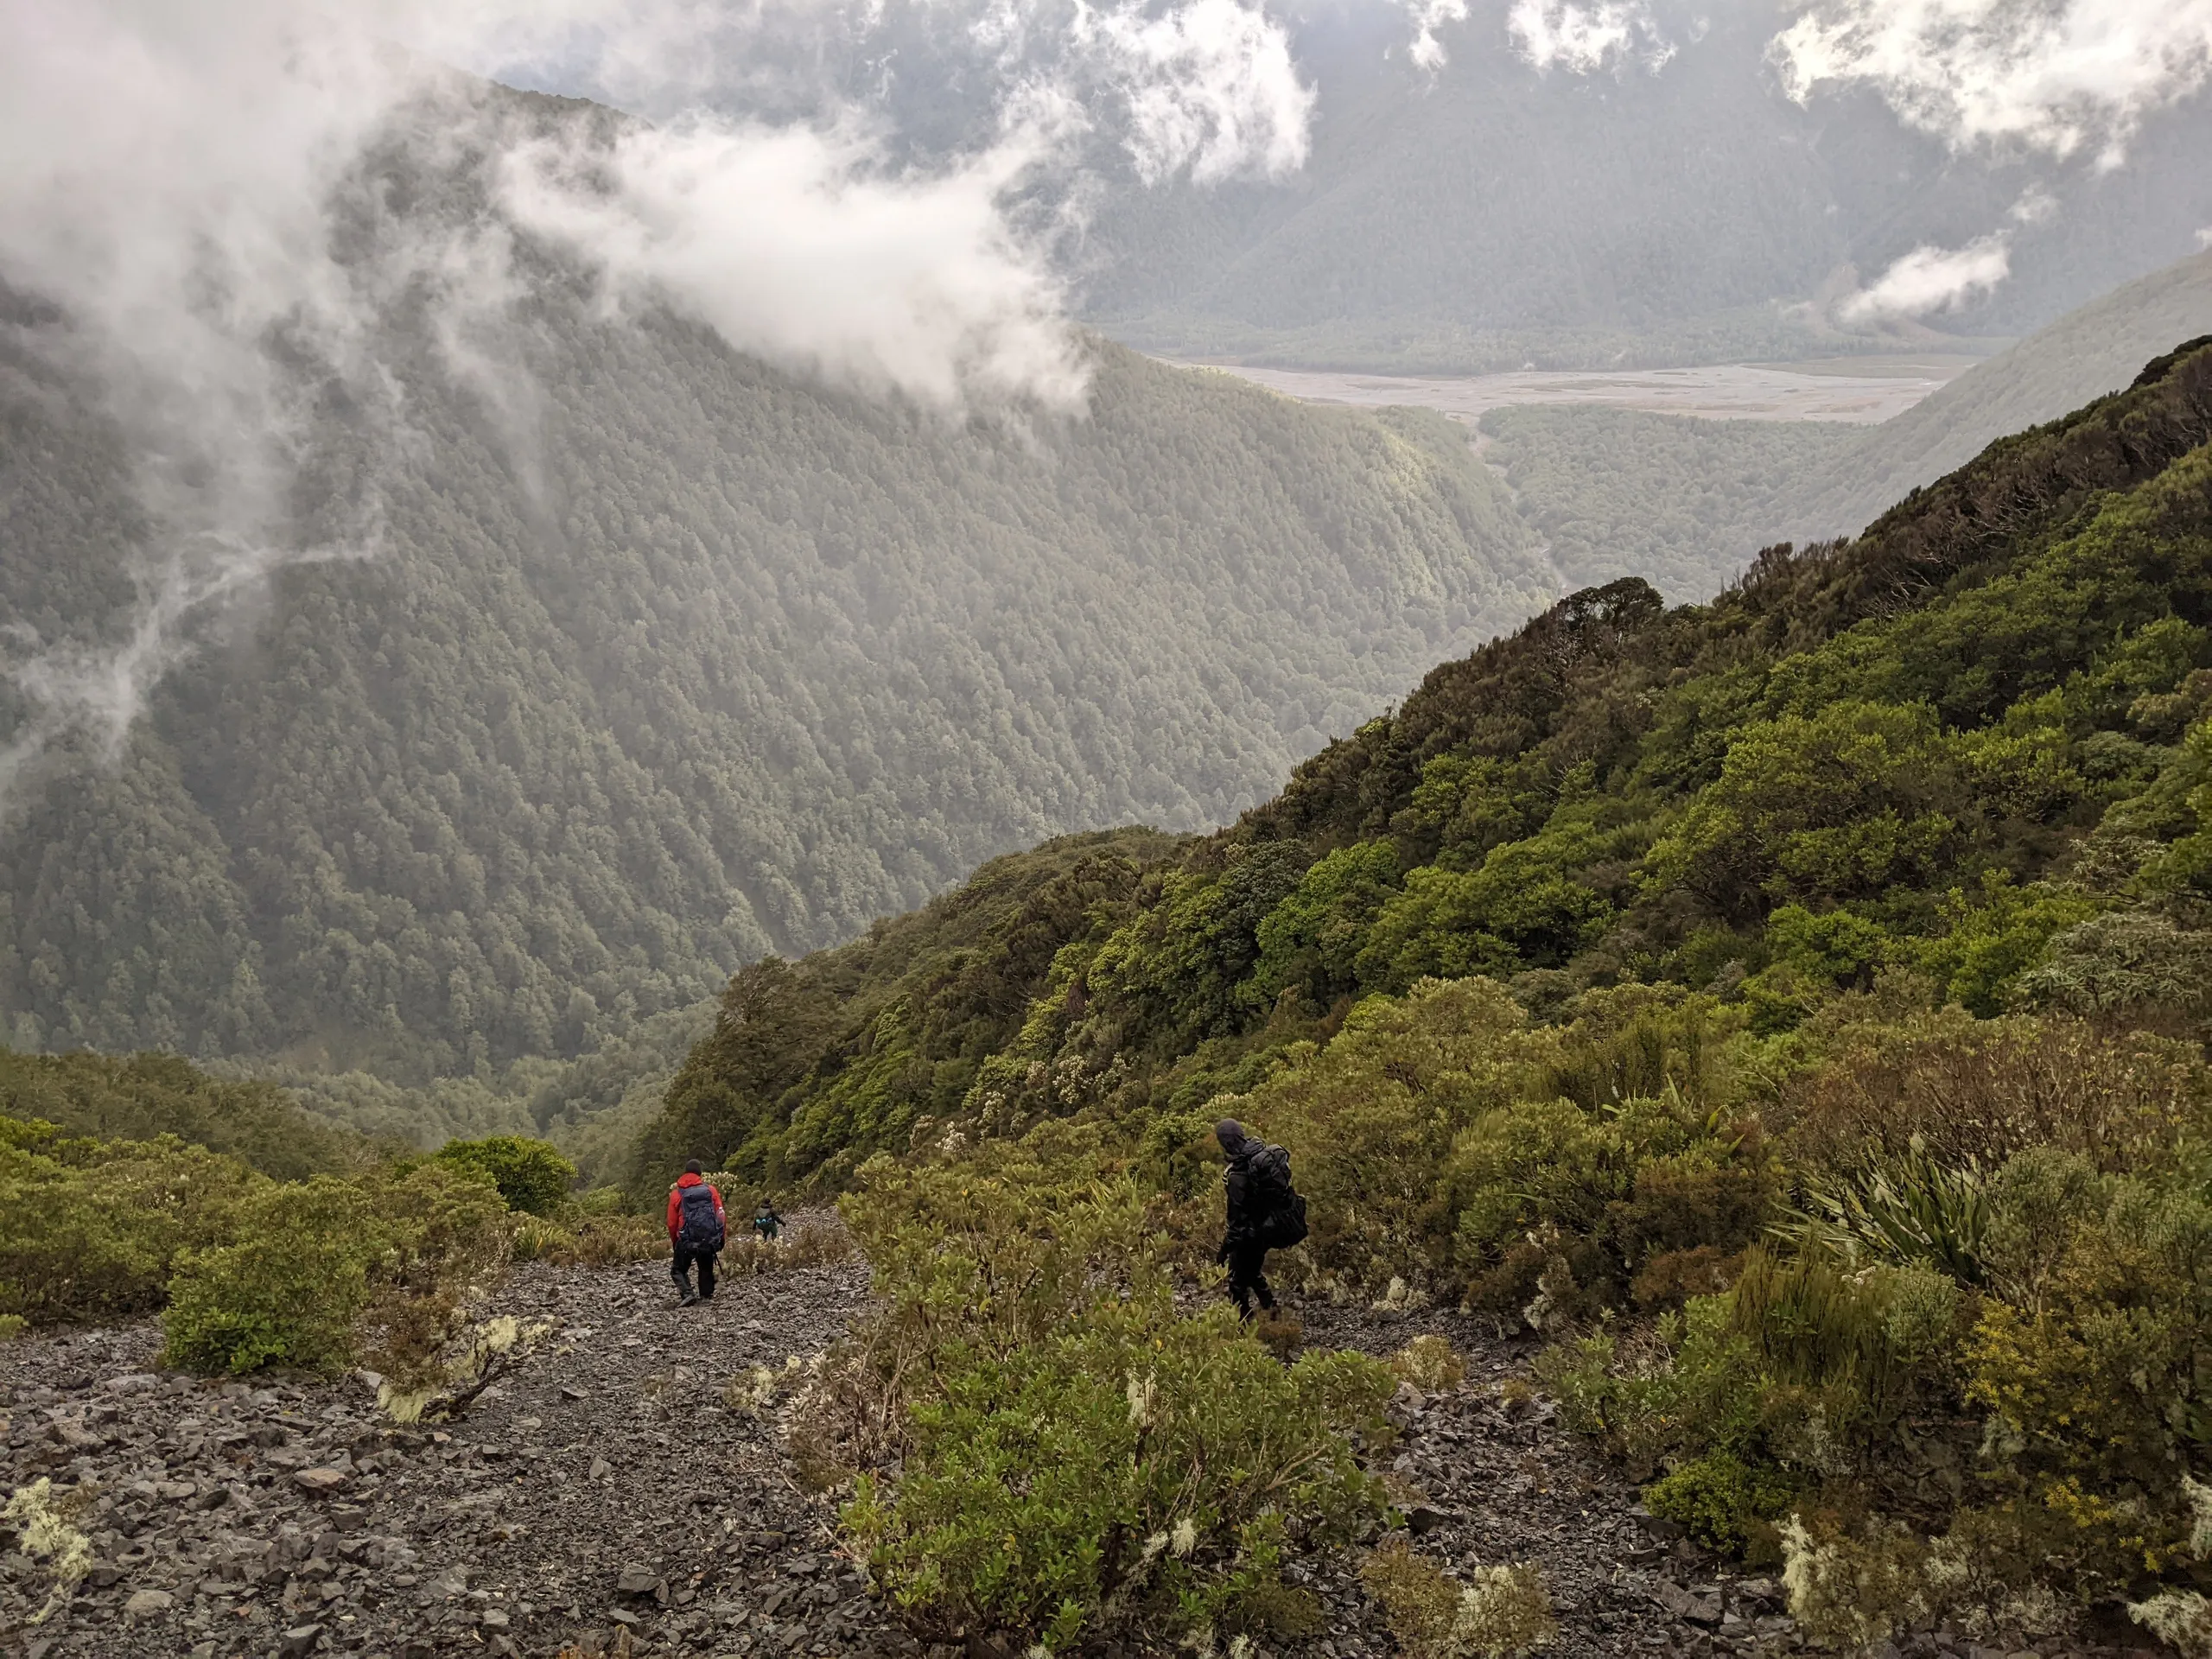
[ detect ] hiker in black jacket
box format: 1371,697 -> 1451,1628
1215,1117 -> 1279,1319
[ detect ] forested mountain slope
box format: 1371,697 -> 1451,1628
640,335 -> 2212,1192
0,94 -> 1554,1083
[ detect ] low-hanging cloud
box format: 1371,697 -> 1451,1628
1774,0 -> 2212,164
1401,0 -> 1471,72
0,0 -> 1313,804
1508,0 -> 1675,74
1839,232 -> 2012,322
503,111 -> 1088,410
1080,0 -> 1315,183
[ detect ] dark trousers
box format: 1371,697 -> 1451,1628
1225,1242 -> 1274,1319
671,1243 -> 718,1300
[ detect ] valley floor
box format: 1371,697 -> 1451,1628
1,1268 -> 2169,1659
1172,358 -> 1978,425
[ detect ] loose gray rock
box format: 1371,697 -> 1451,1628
120,1589 -> 173,1619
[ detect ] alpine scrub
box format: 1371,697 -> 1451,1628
0,1100 -> 574,1380
830,1125 -> 1397,1653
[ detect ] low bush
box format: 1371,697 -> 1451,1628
1645,1452 -> 1798,1554
834,1120 -> 1398,1654
1781,1008 -> 2203,1176
0,1115 -> 261,1323
1206,979 -> 1561,1292
1392,1334 -> 1466,1391
158,1161 -> 512,1379
846,1292 -> 1395,1653
431,1135 -> 576,1215
1448,1093 -> 1774,1324
1361,1536 -> 1557,1658
512,1208 -> 665,1265
0,1109 -> 513,1380
161,1179 -> 379,1374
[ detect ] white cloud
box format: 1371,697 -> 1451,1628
1773,0 -> 2212,164
1508,0 -> 1675,74
2196,226 -> 2212,250
1403,0 -> 1471,71
1840,232 -> 2012,322
1079,0 -> 1315,184
501,112 -> 1086,410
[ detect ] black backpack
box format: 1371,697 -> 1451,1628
1246,1144 -> 1309,1249
677,1183 -> 725,1250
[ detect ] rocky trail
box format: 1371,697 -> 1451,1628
2,1264 -> 2172,1659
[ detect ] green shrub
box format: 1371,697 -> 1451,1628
347,1162 -> 516,1389
1790,1138 -> 1992,1284
846,1292 -> 1394,1653
1208,978 -> 1560,1290
1448,1090 -> 1771,1313
1646,1452 -> 1798,1553
162,1179 -> 378,1374
1778,1516 -> 1934,1652
512,1207 -> 664,1265
1393,1334 -> 1466,1391
842,1120 -> 1172,1366
1964,1173 -> 2212,1568
1535,1295 -> 1767,1478
431,1135 -> 575,1215
0,1115 -> 262,1323
1783,1008 -> 2203,1176
835,1121 -> 1398,1653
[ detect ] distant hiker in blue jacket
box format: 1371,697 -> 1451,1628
666,1160 -> 726,1306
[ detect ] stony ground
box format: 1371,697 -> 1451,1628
1,1262 -> 2178,1659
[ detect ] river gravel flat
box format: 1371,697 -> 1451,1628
1172,356 -> 1982,425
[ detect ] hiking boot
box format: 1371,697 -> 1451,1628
679,1290 -> 700,1306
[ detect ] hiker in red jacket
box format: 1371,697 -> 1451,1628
666,1160 -> 727,1306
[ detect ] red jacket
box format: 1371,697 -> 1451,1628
667,1172 -> 726,1240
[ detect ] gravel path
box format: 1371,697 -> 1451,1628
2,1270 -> 2174,1659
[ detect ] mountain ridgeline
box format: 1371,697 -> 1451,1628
0,86 -> 1555,1083
636,335 -> 2212,1196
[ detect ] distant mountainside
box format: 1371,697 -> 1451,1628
0,92 -> 1555,1084
1785,251 -> 2212,538
1477,252 -> 2212,604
